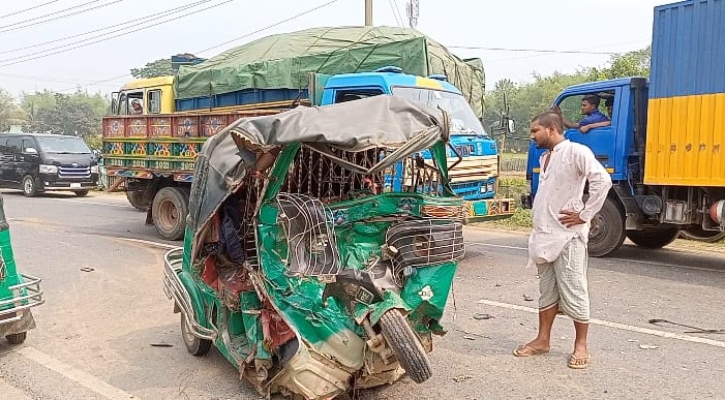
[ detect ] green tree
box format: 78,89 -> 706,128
0,90 -> 26,132
130,58 -> 176,79
21,91 -> 109,138
589,46 -> 651,80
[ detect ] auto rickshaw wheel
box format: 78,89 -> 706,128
378,308 -> 432,384
180,314 -> 211,356
5,332 -> 27,345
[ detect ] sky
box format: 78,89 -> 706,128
0,0 -> 673,99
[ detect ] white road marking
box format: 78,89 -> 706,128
478,299 -> 725,349
14,345 -> 137,399
0,378 -> 32,400
63,199 -> 130,209
117,237 -> 179,250
466,242 -> 725,274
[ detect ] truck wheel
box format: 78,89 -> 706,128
74,190 -> 89,197
5,332 -> 27,344
679,227 -> 725,243
588,198 -> 626,257
152,187 -> 189,241
180,314 -> 211,356
126,190 -> 151,211
378,308 -> 432,384
627,226 -> 680,249
22,175 -> 38,197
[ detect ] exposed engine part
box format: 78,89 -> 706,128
710,200 -> 725,225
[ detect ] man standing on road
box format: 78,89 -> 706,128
513,111 -> 612,369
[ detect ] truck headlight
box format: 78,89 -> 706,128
39,164 -> 58,174
91,165 -> 99,174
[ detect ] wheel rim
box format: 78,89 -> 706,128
24,178 -> 33,194
589,212 -> 607,243
181,316 -> 196,347
158,199 -> 179,232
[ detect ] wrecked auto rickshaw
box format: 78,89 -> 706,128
163,96 -> 466,399
0,192 -> 44,344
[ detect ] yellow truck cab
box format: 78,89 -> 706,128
112,76 -> 175,116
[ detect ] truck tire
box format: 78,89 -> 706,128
627,226 -> 680,249
378,308 -> 432,384
126,190 -> 151,212
152,187 -> 189,241
679,227 -> 725,243
5,332 -> 27,344
588,198 -> 626,257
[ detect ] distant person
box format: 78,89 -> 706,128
513,111 -> 612,370
130,99 -> 143,114
552,94 -> 609,134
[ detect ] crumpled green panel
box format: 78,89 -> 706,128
174,26 -> 485,117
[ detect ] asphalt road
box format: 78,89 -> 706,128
1,190 -> 724,400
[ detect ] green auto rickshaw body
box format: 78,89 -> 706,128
0,192 -> 44,344
163,96 -> 465,399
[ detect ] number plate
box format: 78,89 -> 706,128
70,183 -> 81,188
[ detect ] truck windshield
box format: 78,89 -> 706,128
36,136 -> 92,154
391,87 -> 487,136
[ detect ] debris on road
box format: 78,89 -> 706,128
523,294 -> 534,302
80,267 -> 94,272
473,313 -> 494,320
639,344 -> 659,350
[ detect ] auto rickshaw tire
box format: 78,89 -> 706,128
75,190 -> 89,197
152,187 -> 189,241
378,308 -> 432,384
626,226 -> 680,249
180,314 -> 211,356
5,332 -> 27,344
22,175 -> 38,197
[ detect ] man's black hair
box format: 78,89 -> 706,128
582,94 -> 601,107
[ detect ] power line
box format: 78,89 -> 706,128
448,45 -> 620,55
45,0 -> 343,93
0,0 -> 236,67
0,1 -> 116,33
387,0 -> 403,27
0,1 -> 61,20
196,0 -> 341,54
0,0 -> 212,56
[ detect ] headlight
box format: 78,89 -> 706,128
39,164 -> 58,174
90,165 -> 99,174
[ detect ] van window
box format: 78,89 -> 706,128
148,90 -> 161,114
22,138 -> 35,152
334,88 -> 385,103
7,137 -> 21,153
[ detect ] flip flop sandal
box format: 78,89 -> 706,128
568,354 -> 591,369
513,344 -> 549,357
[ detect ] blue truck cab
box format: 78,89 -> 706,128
320,67 -> 502,204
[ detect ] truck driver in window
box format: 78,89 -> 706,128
552,94 -> 610,134
130,99 -> 144,114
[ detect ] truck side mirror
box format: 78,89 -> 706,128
507,119 -> 515,134
24,147 -> 38,155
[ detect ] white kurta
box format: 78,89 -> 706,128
528,140 -> 612,266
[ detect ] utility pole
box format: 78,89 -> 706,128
406,0 -> 419,28
365,0 -> 373,26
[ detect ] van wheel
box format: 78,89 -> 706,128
75,190 -> 89,197
588,198 -> 626,257
5,332 -> 27,344
22,175 -> 38,197
152,187 -> 189,241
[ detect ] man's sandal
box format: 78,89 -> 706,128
568,353 -> 591,369
513,344 -> 549,357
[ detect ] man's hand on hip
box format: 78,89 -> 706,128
559,210 -> 585,227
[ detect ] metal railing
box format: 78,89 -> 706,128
0,274 -> 44,326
